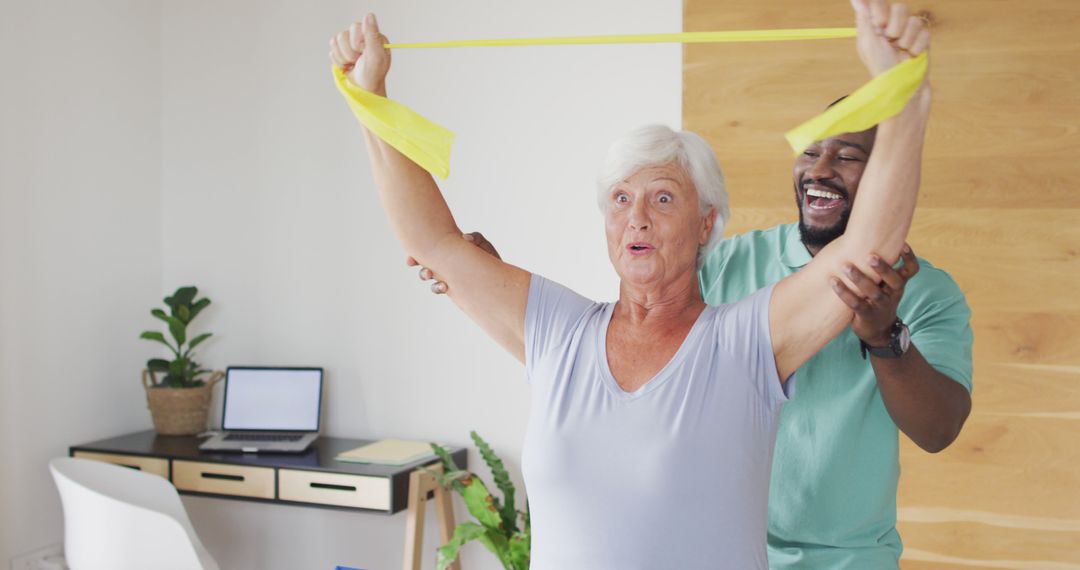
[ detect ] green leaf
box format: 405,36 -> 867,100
147,359 -> 171,372
440,471 -> 470,491
162,373 -> 184,388
435,522 -> 486,570
173,286 -> 197,307
140,331 -> 178,355
177,304 -> 191,323
431,442 -> 462,471
460,475 -> 503,531
431,436 -> 531,569
440,469 -> 469,486
140,331 -> 166,343
475,528 -> 512,569
187,333 -> 212,352
471,431 -> 517,533
169,358 -> 188,377
166,316 -> 186,346
151,309 -> 169,322
189,298 -> 211,321
430,443 -> 469,493
421,465 -> 467,489
508,533 -> 531,570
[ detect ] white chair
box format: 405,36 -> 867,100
49,457 -> 219,570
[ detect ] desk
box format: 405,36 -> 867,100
70,430 -> 467,569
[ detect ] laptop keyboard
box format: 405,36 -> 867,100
223,433 -> 304,442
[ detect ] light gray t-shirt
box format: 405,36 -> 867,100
522,275 -> 791,570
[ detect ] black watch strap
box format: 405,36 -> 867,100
860,318 -> 910,360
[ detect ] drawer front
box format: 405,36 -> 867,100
72,451 -> 169,479
278,469 -> 390,511
172,460 -> 275,499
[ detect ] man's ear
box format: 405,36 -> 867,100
700,207 -> 718,246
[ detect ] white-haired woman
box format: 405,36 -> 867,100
330,1 -> 930,566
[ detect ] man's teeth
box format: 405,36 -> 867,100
806,188 -> 843,200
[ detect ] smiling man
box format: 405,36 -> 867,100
796,118 -> 876,255
695,120 -> 974,568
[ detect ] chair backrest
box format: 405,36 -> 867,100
49,457 -> 219,570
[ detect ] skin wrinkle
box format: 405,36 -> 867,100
605,163 -> 715,323
603,162 -> 717,392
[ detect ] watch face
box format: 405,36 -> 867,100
896,324 -> 911,352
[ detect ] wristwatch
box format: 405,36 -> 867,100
860,318 -> 911,360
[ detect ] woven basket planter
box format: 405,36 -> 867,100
142,369 -> 223,436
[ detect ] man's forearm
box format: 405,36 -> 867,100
873,343 -> 972,453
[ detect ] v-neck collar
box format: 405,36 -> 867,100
596,302 -> 712,400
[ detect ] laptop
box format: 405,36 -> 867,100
199,366 -> 323,453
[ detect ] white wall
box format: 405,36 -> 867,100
3,0 -> 680,567
0,0 -> 163,564
161,1 -> 680,568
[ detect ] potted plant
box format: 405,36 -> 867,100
139,286 -> 222,435
430,432 -> 530,570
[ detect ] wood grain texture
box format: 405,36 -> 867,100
898,415 -> 1080,518
686,0 -> 1080,565
970,363 -> 1080,415
898,525 -> 1080,568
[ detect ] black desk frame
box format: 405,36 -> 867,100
71,430 -> 466,570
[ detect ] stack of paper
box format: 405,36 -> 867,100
335,439 -> 436,465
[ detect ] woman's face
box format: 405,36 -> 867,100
604,162 -> 715,289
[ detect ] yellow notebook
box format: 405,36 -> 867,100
335,439 -> 436,466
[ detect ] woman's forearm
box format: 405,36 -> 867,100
362,124 -> 462,268
838,85 -> 932,270
331,14 -> 462,268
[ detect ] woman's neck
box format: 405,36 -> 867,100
615,273 -> 706,326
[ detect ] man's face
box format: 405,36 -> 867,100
792,129 -> 876,250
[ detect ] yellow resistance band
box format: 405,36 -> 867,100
333,65 -> 454,179
784,52 -> 928,155
384,28 -> 855,49
334,29 -> 927,179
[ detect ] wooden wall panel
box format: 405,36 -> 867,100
686,0 -> 1080,567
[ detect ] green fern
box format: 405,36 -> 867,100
431,434 -> 530,570
470,430 -> 518,533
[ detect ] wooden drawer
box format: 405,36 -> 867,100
72,451 -> 169,479
278,469 -> 391,511
172,460 -> 275,499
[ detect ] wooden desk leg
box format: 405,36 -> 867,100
434,480 -> 459,570
403,469 -> 428,570
403,466 -> 460,570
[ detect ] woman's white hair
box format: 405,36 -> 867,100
597,124 -> 730,266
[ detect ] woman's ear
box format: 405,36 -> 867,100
700,207 -> 718,246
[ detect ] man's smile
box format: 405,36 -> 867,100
801,182 -> 849,215
806,187 -> 846,210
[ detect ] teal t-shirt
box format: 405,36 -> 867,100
698,223 -> 973,569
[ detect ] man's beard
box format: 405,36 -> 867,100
796,197 -> 852,250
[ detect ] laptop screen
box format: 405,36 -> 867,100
222,367 -> 323,431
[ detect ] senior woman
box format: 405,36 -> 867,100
330,1 -> 930,567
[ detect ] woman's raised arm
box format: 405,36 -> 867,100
331,14 -> 530,362
770,0 -> 933,381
